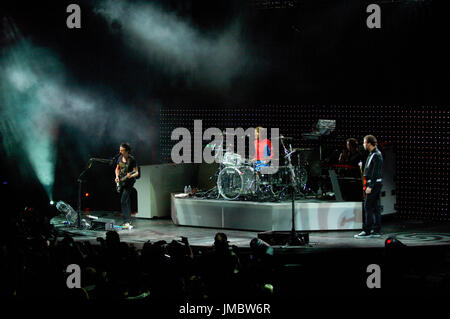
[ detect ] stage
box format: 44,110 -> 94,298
53,213 -> 450,250
171,193 -> 363,232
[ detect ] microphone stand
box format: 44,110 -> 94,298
76,159 -> 93,229
281,139 -> 305,246
257,135 -> 309,247
75,157 -> 115,228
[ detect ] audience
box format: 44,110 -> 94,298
0,206 -> 276,300
1,206 -> 448,299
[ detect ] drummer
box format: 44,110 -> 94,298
251,126 -> 273,171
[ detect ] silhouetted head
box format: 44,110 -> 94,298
105,230 -> 120,247
213,232 -> 229,252
346,138 -> 358,152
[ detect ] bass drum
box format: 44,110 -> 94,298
217,165 -> 256,200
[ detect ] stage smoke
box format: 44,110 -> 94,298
0,19 -> 155,200
95,0 -> 253,89
0,24 -> 60,199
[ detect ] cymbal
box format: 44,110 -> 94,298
280,135 -> 293,140
259,165 -> 297,169
294,148 -> 313,151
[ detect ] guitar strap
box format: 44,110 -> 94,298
118,156 -> 128,178
119,155 -> 136,187
365,153 -> 375,169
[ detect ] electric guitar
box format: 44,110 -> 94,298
358,161 -> 367,199
116,173 -> 136,193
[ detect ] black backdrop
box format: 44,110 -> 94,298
0,0 -> 449,219
160,104 -> 449,221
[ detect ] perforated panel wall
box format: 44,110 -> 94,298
160,105 -> 450,221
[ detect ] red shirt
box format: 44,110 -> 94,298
254,139 -> 272,160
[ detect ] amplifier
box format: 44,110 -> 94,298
258,231 -> 309,246
90,218 -> 115,231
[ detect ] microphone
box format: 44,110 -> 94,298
90,158 -> 114,165
111,153 -> 120,166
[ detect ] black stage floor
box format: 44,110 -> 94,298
54,213 -> 450,250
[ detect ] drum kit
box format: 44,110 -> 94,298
211,133 -> 311,201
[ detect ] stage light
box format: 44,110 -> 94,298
385,236 -> 406,248
85,192 -> 90,197
50,200 -> 55,205
0,27 -> 60,200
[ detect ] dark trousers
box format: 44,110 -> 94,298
363,183 -> 382,233
121,186 -> 132,223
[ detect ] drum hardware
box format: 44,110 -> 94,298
279,137 -> 301,195
206,132 -> 311,201
294,148 -> 313,151
263,135 -> 308,246
284,150 -> 296,158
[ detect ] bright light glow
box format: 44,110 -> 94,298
50,200 -> 55,205
0,39 -> 60,199
1,20 -> 156,202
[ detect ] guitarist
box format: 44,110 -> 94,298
354,135 -> 383,239
115,143 -> 139,229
